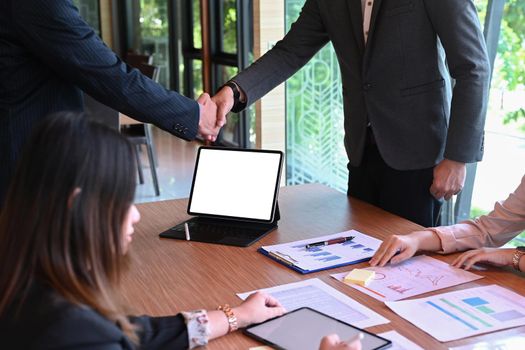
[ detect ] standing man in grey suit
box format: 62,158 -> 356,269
213,0 -> 490,227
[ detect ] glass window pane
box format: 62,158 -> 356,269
471,0 -> 525,230
73,0 -> 100,36
221,0 -> 238,54
473,0 -> 487,23
218,65 -> 238,87
193,0 -> 202,49
285,0 -> 346,192
192,59 -> 203,99
248,105 -> 256,148
128,0 -> 171,88
216,65 -> 240,145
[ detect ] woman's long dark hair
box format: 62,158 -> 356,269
0,113 -> 138,340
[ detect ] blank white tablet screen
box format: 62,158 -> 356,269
188,149 -> 281,221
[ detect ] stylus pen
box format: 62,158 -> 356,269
345,332 -> 364,345
305,236 -> 354,249
184,223 -> 191,241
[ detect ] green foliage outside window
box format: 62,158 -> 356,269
193,0 -> 202,49
222,0 -> 237,54
140,0 -> 168,37
475,0 -> 525,132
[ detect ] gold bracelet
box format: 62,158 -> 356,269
512,246 -> 525,271
217,304 -> 238,333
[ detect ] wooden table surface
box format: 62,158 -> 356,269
120,184 -> 525,349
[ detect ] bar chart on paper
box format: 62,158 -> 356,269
259,230 -> 382,273
331,255 -> 483,301
385,285 -> 525,342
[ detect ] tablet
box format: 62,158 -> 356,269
244,307 -> 391,350
187,147 -> 283,223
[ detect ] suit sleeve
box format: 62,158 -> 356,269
232,0 -> 329,110
423,0 -> 490,163
14,0 -> 199,141
130,314 -> 189,350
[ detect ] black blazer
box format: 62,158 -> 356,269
0,0 -> 200,204
0,283 -> 189,349
233,0 -> 490,170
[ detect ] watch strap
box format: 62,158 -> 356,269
223,81 -> 246,113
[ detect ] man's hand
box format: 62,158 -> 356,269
211,86 -> 235,128
430,159 -> 466,200
197,93 -> 220,142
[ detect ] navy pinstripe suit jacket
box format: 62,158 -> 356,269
0,0 -> 200,205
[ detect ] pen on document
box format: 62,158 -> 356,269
184,223 -> 191,241
305,236 -> 354,249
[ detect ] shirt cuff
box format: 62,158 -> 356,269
181,309 -> 211,349
427,226 -> 457,254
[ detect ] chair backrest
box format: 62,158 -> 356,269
136,63 -> 160,83
83,94 -> 119,130
125,52 -> 153,67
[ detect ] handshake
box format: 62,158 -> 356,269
196,85 -> 242,142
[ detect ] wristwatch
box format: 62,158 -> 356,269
512,246 -> 525,271
224,81 -> 243,112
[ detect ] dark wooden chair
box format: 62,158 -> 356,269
120,62 -> 161,196
125,52 -> 153,67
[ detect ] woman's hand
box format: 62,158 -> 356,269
319,333 -> 362,350
451,248 -> 515,270
233,291 -> 286,328
370,234 -> 420,267
370,230 -> 442,267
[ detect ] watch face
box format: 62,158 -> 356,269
518,246 -> 525,253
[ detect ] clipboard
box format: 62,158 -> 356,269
258,248 -> 372,274
258,230 -> 382,274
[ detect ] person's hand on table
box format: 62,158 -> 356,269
197,93 -> 220,142
452,248 -> 515,270
430,159 -> 466,200
233,291 -> 286,328
369,233 -> 421,267
370,228 -> 444,267
319,333 -> 363,350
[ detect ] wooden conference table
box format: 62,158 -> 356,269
120,184 -> 525,349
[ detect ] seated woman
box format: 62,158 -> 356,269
0,113 -> 286,349
370,175 -> 525,271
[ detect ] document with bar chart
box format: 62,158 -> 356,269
331,255 -> 483,301
258,229 -> 382,274
385,285 -> 525,342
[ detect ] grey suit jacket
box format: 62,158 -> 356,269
233,0 -> 490,170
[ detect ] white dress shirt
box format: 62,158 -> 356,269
361,0 -> 375,43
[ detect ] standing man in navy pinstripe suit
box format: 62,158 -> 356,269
0,0 -> 221,207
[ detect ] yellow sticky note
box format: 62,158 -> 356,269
344,269 -> 375,287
